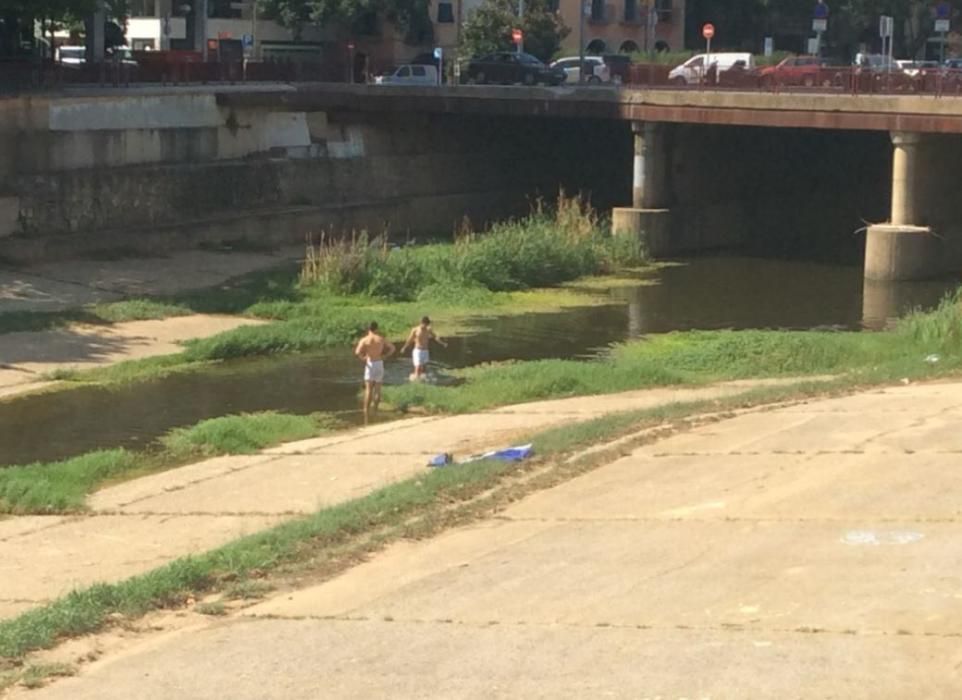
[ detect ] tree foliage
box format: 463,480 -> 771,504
461,0 -> 569,61
262,0 -> 433,44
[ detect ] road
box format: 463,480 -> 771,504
13,380 -> 962,699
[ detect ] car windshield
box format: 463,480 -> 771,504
59,47 -> 83,59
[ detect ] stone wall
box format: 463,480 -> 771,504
0,92 -> 630,261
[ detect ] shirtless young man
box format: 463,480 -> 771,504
400,316 -> 447,381
354,321 -> 395,414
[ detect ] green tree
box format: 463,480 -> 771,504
461,0 -> 569,61
262,0 -> 432,44
836,0 -> 948,57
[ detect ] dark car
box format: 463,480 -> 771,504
463,52 -> 565,86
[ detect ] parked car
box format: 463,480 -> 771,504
374,64 -> 438,85
56,45 -> 85,67
668,52 -> 754,85
945,58 -> 962,70
895,59 -> 939,76
758,55 -> 831,87
551,56 -> 608,83
463,52 -> 565,86
853,53 -> 900,72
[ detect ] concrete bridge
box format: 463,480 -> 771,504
3,83 -> 961,281
221,83 -> 962,282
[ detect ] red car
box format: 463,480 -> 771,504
758,55 -> 831,87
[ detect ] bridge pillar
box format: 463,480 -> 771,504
865,131 -> 941,281
614,122 -> 673,257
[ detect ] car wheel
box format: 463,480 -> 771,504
671,76 -> 686,86
587,75 -> 601,84
523,72 -> 535,86
803,75 -> 815,87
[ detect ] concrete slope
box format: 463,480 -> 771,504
0,380 -> 783,620
13,381 -> 962,699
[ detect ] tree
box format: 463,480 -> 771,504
836,0 -> 948,57
262,0 -> 433,44
461,0 -> 569,61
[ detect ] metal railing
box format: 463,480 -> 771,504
622,63 -> 962,98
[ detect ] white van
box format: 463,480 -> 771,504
668,52 -> 754,85
374,64 -> 439,85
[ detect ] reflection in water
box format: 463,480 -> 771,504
1,257 -> 958,467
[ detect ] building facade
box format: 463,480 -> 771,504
557,0 -> 685,56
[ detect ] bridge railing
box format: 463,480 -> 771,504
623,62 -> 962,98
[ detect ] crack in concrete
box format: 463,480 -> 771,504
240,612 -> 962,639
106,454 -> 287,508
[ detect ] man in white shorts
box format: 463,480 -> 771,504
400,316 -> 447,381
354,321 -> 395,415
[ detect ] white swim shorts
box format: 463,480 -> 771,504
364,360 -> 385,383
412,349 -> 430,368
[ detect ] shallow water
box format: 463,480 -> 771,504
1,256 -> 956,467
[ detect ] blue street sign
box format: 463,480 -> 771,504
433,47 -> 442,60
937,1 -> 951,20
814,1 -> 829,19
242,33 -> 254,49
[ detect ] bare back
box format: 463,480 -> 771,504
355,332 -> 393,361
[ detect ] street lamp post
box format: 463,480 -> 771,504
518,0 -> 524,53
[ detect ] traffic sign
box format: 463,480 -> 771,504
814,0 -> 829,19
242,33 -> 253,49
937,1 -> 951,20
813,18 -> 827,32
879,15 -> 894,38
433,47 -> 442,60
512,28 -> 523,44
702,23 -> 715,39
937,18 -> 951,32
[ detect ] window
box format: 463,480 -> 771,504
437,2 -> 454,23
586,39 -> 607,54
397,66 -> 411,76
619,40 -> 639,53
590,0 -> 605,22
547,0 -> 559,10
655,0 -> 672,22
412,65 -> 426,76
624,0 -> 638,22
131,38 -> 155,51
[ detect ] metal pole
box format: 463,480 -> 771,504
578,0 -> 586,83
518,0 -> 524,53
941,31 -> 946,65
251,0 -> 257,60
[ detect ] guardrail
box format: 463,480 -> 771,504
622,64 -> 962,97
6,58 -> 962,99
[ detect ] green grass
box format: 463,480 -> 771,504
0,380 -> 856,662
0,411 -> 339,514
0,450 -> 140,514
160,412 -> 335,459
386,292 -> 962,414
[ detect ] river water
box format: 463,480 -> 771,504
1,256 -> 957,467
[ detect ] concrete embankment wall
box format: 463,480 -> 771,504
0,92 -> 630,262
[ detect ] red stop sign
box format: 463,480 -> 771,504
512,28 -> 523,44
702,23 -> 715,39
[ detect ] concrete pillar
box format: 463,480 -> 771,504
890,131 -> 921,225
864,131 -> 941,281
92,0 -> 106,61
615,121 -> 673,257
632,121 -> 667,209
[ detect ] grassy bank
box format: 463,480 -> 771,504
387,292 -> 962,413
0,380 -> 844,667
8,198 -> 644,388
0,412 -> 335,514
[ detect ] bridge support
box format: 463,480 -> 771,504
865,131 -> 941,281
613,122 -> 673,257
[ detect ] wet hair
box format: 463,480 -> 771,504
369,321 -> 379,332
421,316 -> 431,325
